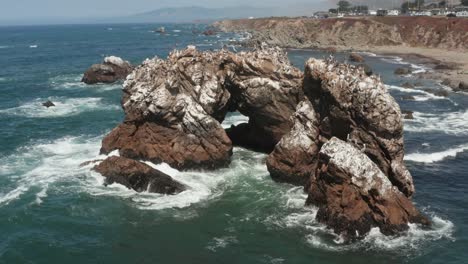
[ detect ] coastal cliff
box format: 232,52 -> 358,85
213,17 -> 468,51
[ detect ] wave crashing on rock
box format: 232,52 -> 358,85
92,45 -> 428,241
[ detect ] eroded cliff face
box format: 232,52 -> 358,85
94,45 -> 428,241
214,17 -> 468,51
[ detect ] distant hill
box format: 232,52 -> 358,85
115,4 -> 333,23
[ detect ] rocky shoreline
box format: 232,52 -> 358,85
213,16 -> 468,91
84,45 -> 430,241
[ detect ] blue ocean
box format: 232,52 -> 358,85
0,24 -> 467,263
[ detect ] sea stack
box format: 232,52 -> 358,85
94,45 -> 428,241
82,56 -> 134,84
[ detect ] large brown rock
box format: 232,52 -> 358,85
223,45 -> 304,151
307,138 -> 429,241
93,156 -> 185,194
303,58 -> 414,197
82,56 -> 134,84
101,45 -> 303,169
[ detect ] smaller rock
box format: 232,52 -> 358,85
402,110 -> 414,119
458,81 -> 468,92
93,156 -> 185,195
349,53 -> 365,62
424,89 -> 449,97
358,64 -> 373,76
82,56 -> 133,84
394,67 -> 411,75
401,82 -> 415,88
42,100 -> 55,108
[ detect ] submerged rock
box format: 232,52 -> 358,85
402,110 -> 414,119
307,137 -> 429,241
82,56 -> 133,84
394,67 -> 411,75
42,100 -> 55,108
93,156 -> 185,194
401,82 -> 415,88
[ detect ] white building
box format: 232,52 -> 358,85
388,9 -> 401,16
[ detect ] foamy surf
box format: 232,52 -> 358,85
405,143 -> 468,163
0,136 -> 102,207
0,97 -> 120,118
85,147 -> 268,211
404,110 -> 468,135
261,184 -> 454,254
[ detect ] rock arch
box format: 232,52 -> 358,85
97,46 -> 429,241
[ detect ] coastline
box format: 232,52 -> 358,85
214,17 -> 468,90
359,46 -> 468,90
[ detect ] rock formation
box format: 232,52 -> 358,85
94,45 -> 427,240
306,137 -> 429,240
42,100 -> 55,108
303,58 -> 415,197
93,156 -> 185,194
82,56 -> 134,84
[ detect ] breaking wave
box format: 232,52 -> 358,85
404,111 -> 468,135
267,188 -> 454,254
405,143 -> 468,163
0,97 -> 119,118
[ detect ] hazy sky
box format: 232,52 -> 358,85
0,0 -> 329,20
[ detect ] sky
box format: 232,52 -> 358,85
0,0 -> 329,20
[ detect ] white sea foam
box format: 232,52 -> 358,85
221,113 -> 249,129
0,45 -> 9,49
405,143 -> 468,163
387,85 -> 451,102
0,77 -> 6,82
404,111 -> 468,135
206,236 -> 238,252
0,136 -> 102,207
29,45 -> 38,48
0,97 -> 119,118
262,181 -> 454,253
357,51 -> 377,57
86,148 -> 267,211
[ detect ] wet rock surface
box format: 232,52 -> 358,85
93,156 -> 185,194
82,56 -> 134,84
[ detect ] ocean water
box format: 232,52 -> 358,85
0,24 -> 467,264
